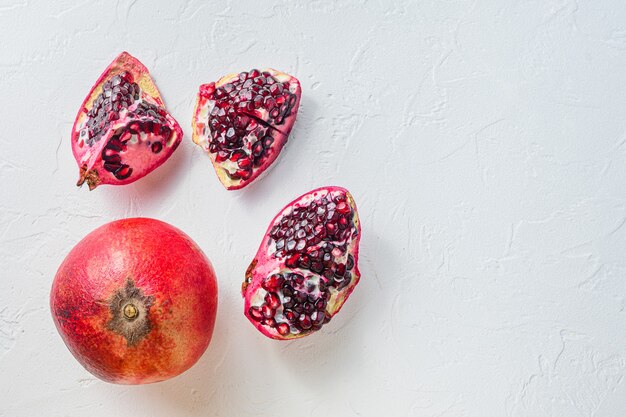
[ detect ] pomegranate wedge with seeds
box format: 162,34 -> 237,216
243,186 -> 362,340
192,68 -> 301,190
71,52 -> 183,190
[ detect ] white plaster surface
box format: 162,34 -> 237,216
1,1 -> 626,416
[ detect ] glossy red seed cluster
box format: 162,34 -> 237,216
249,272 -> 330,335
81,71 -> 175,181
271,194 -> 356,287
201,69 -> 297,180
249,192 -> 358,336
83,72 -> 139,146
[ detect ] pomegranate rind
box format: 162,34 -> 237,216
71,52 -> 183,190
191,68 -> 301,190
242,186 -> 361,340
50,218 -> 218,384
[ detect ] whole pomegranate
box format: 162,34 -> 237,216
71,52 -> 183,190
192,68 -> 301,190
50,218 -> 217,384
243,186 -> 361,339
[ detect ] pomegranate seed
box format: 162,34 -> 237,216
263,274 -> 284,290
294,290 -> 307,303
283,296 -> 294,309
201,82 -> 215,96
311,311 -> 325,326
102,154 -> 121,164
298,255 -> 311,269
323,269 -> 334,280
151,142 -> 163,154
264,97 -> 276,110
261,304 -> 274,319
161,125 -> 172,139
252,141 -> 264,157
103,162 -> 121,172
230,150 -> 246,161
347,255 -> 355,270
106,138 -> 124,152
336,201 -> 350,214
311,262 -> 324,274
215,151 -> 229,162
265,292 -> 281,309
262,136 -> 274,148
276,323 -> 290,335
114,165 -> 132,180
249,306 -> 263,321
238,157 -> 252,169
270,84 -> 283,95
299,315 -> 312,330
337,275 -> 351,290
284,309 -> 296,321
234,169 -> 252,179
285,254 -> 300,267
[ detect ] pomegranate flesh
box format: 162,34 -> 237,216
50,218 -> 218,384
71,52 -> 183,190
243,186 -> 361,340
192,68 -> 301,190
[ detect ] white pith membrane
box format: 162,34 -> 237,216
245,188 -> 360,338
192,68 -> 300,189
73,70 -> 180,187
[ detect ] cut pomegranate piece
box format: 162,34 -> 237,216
71,52 -> 183,190
243,186 -> 361,340
192,69 -> 301,190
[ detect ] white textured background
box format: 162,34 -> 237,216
1,1 -> 625,416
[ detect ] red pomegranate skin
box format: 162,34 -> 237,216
50,218 -> 218,384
